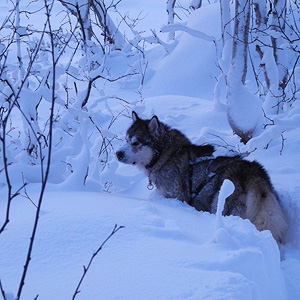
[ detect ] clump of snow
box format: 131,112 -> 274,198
226,82 -> 265,138
214,179 -> 235,230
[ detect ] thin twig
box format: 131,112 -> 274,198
21,172 -> 37,208
0,279 -> 7,300
72,224 -> 125,300
80,72 -> 139,108
280,131 -> 286,156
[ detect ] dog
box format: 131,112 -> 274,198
116,111 -> 288,242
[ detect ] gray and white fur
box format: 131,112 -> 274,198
116,111 -> 288,242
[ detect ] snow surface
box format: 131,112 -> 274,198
1,1 -> 300,300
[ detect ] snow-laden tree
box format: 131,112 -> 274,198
0,1 -> 138,295
225,0 -> 264,143
218,0 -> 298,143
254,0 -> 289,115
59,0 -> 126,51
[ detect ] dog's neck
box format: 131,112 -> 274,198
145,143 -> 189,171
145,149 -> 161,170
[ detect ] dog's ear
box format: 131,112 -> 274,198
132,111 -> 140,123
148,115 -> 159,134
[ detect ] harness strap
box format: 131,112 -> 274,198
188,158 -> 216,205
188,157 -> 240,205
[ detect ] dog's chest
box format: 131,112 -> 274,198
148,165 -> 184,198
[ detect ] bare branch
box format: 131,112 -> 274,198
0,278 -> 7,300
77,72 -> 139,108
72,224 -> 125,300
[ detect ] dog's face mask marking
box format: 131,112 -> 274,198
116,112 -> 158,169
116,135 -> 154,167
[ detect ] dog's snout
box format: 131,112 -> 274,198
116,151 -> 124,161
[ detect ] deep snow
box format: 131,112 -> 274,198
1,95 -> 299,300
0,189 -> 288,300
0,1 -> 300,300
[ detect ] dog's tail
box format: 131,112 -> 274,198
223,159 -> 288,243
246,185 -> 288,243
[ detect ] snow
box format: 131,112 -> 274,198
215,179 -> 235,230
0,1 -> 300,300
144,4 -> 220,100
0,189 -> 287,300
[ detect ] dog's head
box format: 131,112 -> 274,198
116,111 -> 160,169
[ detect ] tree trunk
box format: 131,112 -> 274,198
91,0 -> 125,50
254,0 -> 289,114
231,0 -> 250,85
166,0 -> 176,41
254,1 -> 271,90
59,0 -> 92,43
270,0 -> 288,92
226,0 -> 263,144
219,0 -> 232,77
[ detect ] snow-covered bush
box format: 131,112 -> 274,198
0,0 -> 148,194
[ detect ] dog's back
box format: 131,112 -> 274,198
191,158 -> 287,242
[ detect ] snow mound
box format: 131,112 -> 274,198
0,190 -> 287,299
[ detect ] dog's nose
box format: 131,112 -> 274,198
116,151 -> 124,161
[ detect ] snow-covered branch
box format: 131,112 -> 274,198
161,23 -> 215,42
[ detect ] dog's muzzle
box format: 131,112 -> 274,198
116,150 -> 136,165
116,151 -> 124,161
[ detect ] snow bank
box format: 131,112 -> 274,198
0,190 -> 287,300
145,3 -> 221,100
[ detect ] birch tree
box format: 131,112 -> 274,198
253,0 -> 289,115
166,0 -> 176,41
219,0 -> 232,83
270,0 -> 288,91
266,0 -> 288,114
226,0 -> 264,143
253,1 -> 270,89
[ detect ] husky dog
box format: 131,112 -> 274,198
116,111 -> 287,242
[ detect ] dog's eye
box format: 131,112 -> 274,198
132,141 -> 140,146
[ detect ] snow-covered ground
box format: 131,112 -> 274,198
0,188 -> 289,300
0,1 -> 300,300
